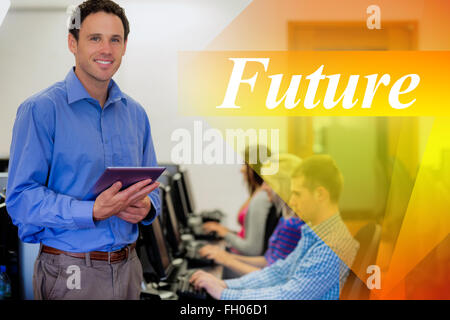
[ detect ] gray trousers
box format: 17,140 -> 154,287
33,245 -> 143,300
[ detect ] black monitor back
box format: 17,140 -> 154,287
169,174 -> 189,228
172,173 -> 191,218
179,169 -> 196,213
161,186 -> 185,257
137,215 -> 172,282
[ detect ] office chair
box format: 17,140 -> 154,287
340,222 -> 382,300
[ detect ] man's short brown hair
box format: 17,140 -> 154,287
292,155 -> 343,203
69,0 -> 130,41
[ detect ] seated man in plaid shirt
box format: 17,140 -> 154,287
190,155 -> 359,300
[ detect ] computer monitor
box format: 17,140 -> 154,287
158,163 -> 180,176
0,172 -> 6,197
179,169 -> 196,213
172,173 -> 191,219
0,173 -> 9,263
161,186 -> 184,257
157,172 -> 171,188
152,217 -> 172,277
0,159 -> 8,173
168,175 -> 189,228
0,173 -> 35,300
139,216 -> 173,282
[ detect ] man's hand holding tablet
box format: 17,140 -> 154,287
93,179 -> 160,223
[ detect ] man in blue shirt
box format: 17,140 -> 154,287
6,0 -> 160,300
190,155 -> 359,300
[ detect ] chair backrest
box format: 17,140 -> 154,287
263,205 -> 281,253
341,222 -> 382,300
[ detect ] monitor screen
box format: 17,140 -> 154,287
173,173 -> 191,219
156,186 -> 165,227
162,186 -> 184,256
168,175 -> 188,227
151,217 -> 171,274
0,172 -> 7,192
138,215 -> 172,282
179,169 -> 196,213
158,163 -> 179,176
157,172 -> 171,188
0,159 -> 8,173
0,172 -> 7,208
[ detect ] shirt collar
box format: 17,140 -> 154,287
65,67 -> 127,106
302,212 -> 341,239
311,213 -> 341,240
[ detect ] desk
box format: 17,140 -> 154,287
141,240 -> 225,300
198,239 -> 225,279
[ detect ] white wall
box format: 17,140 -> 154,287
0,0 -> 254,230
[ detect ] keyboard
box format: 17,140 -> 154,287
174,271 -> 209,300
187,215 -> 223,240
184,242 -> 215,268
200,210 -> 224,223
186,256 -> 215,268
192,229 -> 222,241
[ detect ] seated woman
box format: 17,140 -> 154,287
200,154 -> 304,276
202,146 -> 272,256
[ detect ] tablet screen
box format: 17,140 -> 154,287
88,167 -> 166,199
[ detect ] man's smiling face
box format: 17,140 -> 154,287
69,11 -> 127,84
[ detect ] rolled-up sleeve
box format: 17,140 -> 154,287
222,243 -> 342,300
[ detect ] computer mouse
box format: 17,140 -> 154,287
172,258 -> 183,266
159,291 -> 175,300
181,234 -> 194,242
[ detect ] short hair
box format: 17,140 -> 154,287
69,0 -> 130,41
292,155 -> 343,203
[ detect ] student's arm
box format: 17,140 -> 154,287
224,191 -> 272,256
207,252 -> 264,276
232,255 -> 268,268
200,246 -> 268,273
222,258 -> 261,276
221,244 -> 341,300
223,242 -> 296,290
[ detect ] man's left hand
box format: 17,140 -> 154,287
116,196 -> 151,224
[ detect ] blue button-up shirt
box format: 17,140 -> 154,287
221,214 -> 359,300
6,68 -> 160,252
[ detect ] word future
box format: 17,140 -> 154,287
217,59 -> 420,110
